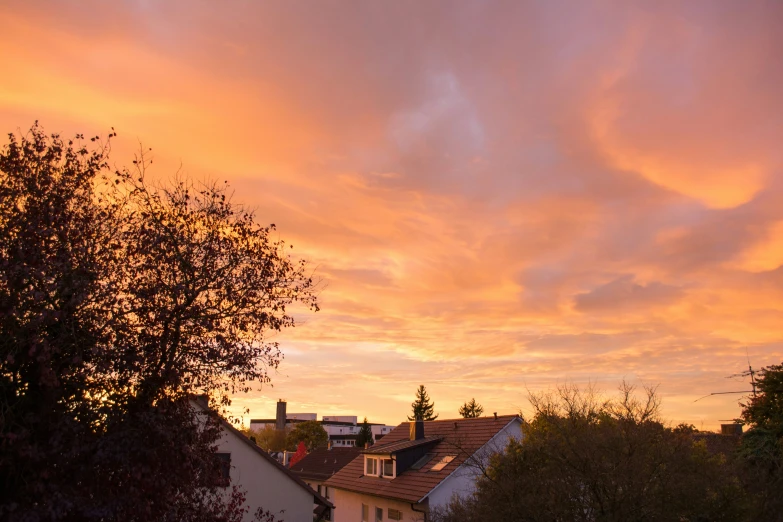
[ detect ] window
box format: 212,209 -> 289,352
382,458 -> 395,478
365,457 -> 378,476
410,453 -> 435,470
388,508 -> 403,521
362,504 -> 369,522
375,507 -> 383,521
216,453 -> 231,486
429,455 -> 456,472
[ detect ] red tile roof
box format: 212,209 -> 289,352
290,447 -> 361,482
362,436 -> 441,455
325,415 -> 521,503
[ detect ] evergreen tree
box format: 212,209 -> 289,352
408,385 -> 439,421
459,398 -> 484,418
356,417 -> 374,448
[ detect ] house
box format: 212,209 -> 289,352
251,400 -> 395,448
325,415 -> 523,522
192,397 -> 334,522
290,446 -> 362,519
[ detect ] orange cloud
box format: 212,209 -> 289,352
2,1 -> 782,430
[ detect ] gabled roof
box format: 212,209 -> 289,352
325,415 -> 521,504
191,397 -> 333,509
290,447 -> 361,482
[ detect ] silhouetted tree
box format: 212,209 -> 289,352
408,384 -> 438,421
459,398 -> 484,418
0,124 -> 318,521
356,417 -> 374,448
739,362 -> 783,520
433,383 -> 746,522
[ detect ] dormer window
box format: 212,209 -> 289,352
365,456 -> 378,475
364,456 -> 395,478
381,458 -> 394,478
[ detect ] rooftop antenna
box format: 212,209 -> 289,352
694,348 -> 755,402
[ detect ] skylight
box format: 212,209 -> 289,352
429,455 -> 455,472
409,453 -> 435,470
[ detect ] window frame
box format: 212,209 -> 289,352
365,456 -> 379,476
381,458 -> 395,478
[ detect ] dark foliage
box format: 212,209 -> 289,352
433,383 -> 747,522
0,124 -> 318,521
738,363 -> 783,520
408,384 -> 438,421
356,417 -> 373,448
459,398 -> 484,418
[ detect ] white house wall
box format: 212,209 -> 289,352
426,419 -> 523,510
332,489 -> 424,522
216,427 -> 315,522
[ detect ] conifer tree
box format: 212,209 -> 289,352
356,417 -> 374,448
408,385 -> 439,421
459,398 -> 484,418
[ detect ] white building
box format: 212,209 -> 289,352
192,398 -> 333,521
325,415 -> 523,522
250,401 -> 395,447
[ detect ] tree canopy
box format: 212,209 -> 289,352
0,124 -> 318,521
408,384 -> 439,421
287,420 -> 328,451
459,398 -> 484,418
433,383 -> 746,522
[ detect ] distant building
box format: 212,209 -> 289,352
325,415 -> 523,522
250,400 -> 394,447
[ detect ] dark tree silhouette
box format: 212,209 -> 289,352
356,417 -> 374,448
0,124 -> 318,521
433,383 -> 747,522
459,398 -> 484,418
408,384 -> 438,421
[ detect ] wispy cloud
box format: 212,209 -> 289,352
2,0 -> 782,429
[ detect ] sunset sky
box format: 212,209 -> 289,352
2,1 -> 782,429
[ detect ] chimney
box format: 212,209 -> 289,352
409,418 -> 425,441
493,412 -> 497,420
364,442 -> 370,449
276,400 -> 287,431
327,440 -> 333,451
720,423 -> 743,436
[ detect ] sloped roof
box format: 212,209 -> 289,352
191,397 -> 333,509
290,447 -> 361,482
362,436 -> 441,455
325,415 -> 521,503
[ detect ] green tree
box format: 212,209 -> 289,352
356,417 -> 374,448
255,425 -> 289,452
408,384 -> 438,421
287,420 -> 328,451
459,398 -> 484,418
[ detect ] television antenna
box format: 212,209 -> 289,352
693,349 -> 756,403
